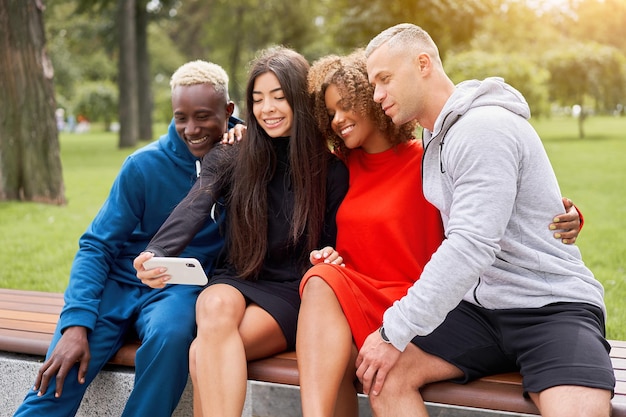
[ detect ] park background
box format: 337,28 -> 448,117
0,0 -> 625,338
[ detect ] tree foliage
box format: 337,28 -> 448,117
561,0 -> 626,56
58,0 -> 178,146
45,0 -> 116,115
546,42 -> 626,137
445,50 -> 551,117
4,0 -> 626,204
461,0 -> 626,136
325,0 -> 495,56
41,0 -> 626,123
167,0 -> 325,104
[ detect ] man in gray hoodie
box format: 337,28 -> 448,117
356,23 -> 615,417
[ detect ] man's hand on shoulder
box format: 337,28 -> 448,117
34,326 -> 90,398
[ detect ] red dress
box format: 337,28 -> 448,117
300,140 -> 444,348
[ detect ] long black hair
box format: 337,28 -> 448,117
227,46 -> 330,279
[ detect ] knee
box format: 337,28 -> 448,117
195,288 -> 242,334
385,370 -> 418,394
368,392 -> 385,413
368,374 -> 417,412
380,363 -> 424,396
301,276 -> 332,300
140,316 -> 195,353
369,389 -> 398,415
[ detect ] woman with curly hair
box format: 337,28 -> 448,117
295,49 -> 443,417
296,49 -> 582,417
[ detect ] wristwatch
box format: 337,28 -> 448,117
379,326 -> 392,344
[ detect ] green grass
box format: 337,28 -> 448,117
0,129 -> 144,292
0,117 -> 625,339
532,116 -> 626,339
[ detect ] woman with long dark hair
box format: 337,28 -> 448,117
134,46 -> 348,417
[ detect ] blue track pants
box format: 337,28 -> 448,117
13,279 -> 202,417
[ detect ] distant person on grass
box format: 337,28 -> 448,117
355,23 -> 615,417
13,60 -> 241,417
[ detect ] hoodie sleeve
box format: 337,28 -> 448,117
320,156 -> 349,247
382,106 -> 523,350
59,156 -> 147,332
145,143 -> 236,257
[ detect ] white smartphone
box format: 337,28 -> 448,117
143,257 -> 208,286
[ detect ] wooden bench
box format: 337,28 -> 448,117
1,288 -> 625,416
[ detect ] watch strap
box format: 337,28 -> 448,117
379,326 -> 392,344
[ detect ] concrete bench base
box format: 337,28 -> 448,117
0,351 -> 200,416
1,351 -> 536,417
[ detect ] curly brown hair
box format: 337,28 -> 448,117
308,49 -> 418,158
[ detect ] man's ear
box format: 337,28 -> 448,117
416,52 -> 431,73
226,101 -> 235,117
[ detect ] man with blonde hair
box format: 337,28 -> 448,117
14,60 -> 242,417
356,23 -> 614,417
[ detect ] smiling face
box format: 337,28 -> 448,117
325,84 -> 389,153
171,83 -> 232,158
251,72 -> 293,138
367,43 -> 423,127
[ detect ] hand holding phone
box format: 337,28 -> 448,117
142,257 -> 208,286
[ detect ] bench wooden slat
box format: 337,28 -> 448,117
0,288 -> 65,304
479,372 -> 524,385
0,300 -> 64,314
248,353 -> 300,386
422,379 -> 538,415
1,288 -> 625,417
247,352 -> 542,414
0,309 -> 60,324
0,317 -> 59,334
109,341 -> 141,367
0,328 -> 53,356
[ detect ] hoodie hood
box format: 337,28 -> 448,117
157,119 -> 199,177
428,77 -> 530,146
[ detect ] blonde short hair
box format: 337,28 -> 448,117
170,60 -> 229,99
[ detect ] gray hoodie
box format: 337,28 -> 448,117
383,77 -> 605,351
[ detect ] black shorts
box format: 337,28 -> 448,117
411,301 -> 616,395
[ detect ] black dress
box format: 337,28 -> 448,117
146,137 -> 348,349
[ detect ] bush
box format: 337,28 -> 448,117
73,81 -> 118,130
445,50 -> 551,117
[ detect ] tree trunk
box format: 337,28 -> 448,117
578,109 -> 586,139
229,6 -> 245,106
0,0 -> 65,204
136,1 -> 152,141
117,0 -> 139,148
